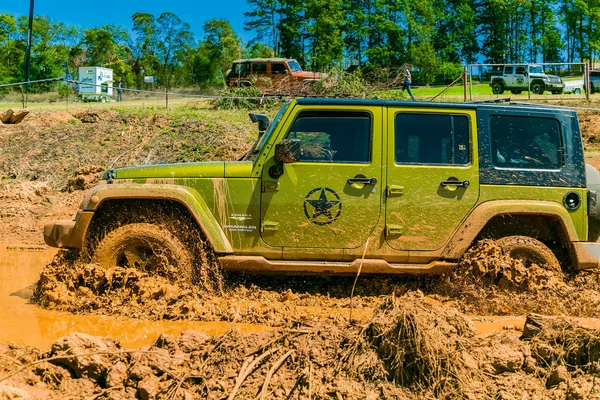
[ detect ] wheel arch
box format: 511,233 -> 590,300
80,184 -> 233,254
443,200 -> 578,261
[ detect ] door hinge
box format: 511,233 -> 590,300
262,221 -> 279,232
387,185 -> 404,197
386,225 -> 403,236
262,181 -> 279,193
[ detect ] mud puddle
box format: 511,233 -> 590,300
471,315 -> 600,337
0,248 -> 274,349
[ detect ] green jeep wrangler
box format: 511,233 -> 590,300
44,99 -> 600,280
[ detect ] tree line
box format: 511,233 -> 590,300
0,12 -> 256,92
1,0 -> 599,92
246,0 -> 600,80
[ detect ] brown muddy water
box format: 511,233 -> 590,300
0,247 -> 274,350
3,247 -> 600,351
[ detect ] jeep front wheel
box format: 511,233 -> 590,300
532,83 -> 545,95
496,235 -> 562,274
491,81 -> 504,94
92,222 -> 193,284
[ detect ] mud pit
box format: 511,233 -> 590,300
4,106 -> 600,398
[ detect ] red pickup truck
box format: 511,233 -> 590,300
225,58 -> 320,88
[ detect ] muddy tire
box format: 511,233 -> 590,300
92,222 -> 194,284
491,81 -> 504,95
496,235 -> 562,274
532,83 -> 545,95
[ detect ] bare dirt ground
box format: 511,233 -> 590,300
3,104 -> 600,399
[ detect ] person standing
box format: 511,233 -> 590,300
402,65 -> 416,101
117,80 -> 123,102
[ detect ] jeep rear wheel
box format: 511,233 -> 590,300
492,81 -> 504,95
92,222 -> 193,284
496,235 -> 562,275
532,83 -> 545,95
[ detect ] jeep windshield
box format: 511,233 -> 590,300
529,66 -> 544,74
287,61 -> 302,72
244,102 -> 290,162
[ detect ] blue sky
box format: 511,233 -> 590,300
2,0 -> 253,42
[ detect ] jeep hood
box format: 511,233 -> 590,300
110,162 -> 226,180
293,71 -> 321,79
106,161 -> 255,180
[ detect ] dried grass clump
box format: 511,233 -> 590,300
342,292 -> 477,395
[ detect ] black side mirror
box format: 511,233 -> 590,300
269,139 -> 301,179
249,113 -> 270,136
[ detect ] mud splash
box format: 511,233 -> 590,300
0,248 -> 273,350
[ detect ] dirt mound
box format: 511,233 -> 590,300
0,107 -> 254,190
578,112 -> 600,146
0,181 -> 85,245
6,295 -> 600,399
65,165 -> 104,192
72,110 -> 116,123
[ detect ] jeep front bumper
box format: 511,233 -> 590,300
544,82 -> 564,90
43,211 -> 93,249
573,242 -> 600,270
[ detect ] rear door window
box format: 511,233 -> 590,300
490,115 -> 562,170
271,63 -> 287,74
394,113 -> 470,165
253,63 -> 267,74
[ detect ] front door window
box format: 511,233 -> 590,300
261,107 -> 382,251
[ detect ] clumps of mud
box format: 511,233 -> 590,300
454,239 -> 564,291
34,237 -> 600,326
34,251 -> 224,321
6,293 -> 600,399
438,240 -> 600,317
34,251 -> 381,326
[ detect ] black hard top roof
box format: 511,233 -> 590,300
294,98 -> 577,114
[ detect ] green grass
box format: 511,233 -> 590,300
379,82 -> 596,102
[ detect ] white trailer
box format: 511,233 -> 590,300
78,67 -> 113,102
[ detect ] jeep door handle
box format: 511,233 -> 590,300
347,177 -> 377,185
441,179 -> 470,188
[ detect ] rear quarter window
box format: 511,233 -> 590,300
490,115 -> 563,170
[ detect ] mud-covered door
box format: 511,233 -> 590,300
260,107 -> 383,249
385,108 -> 480,251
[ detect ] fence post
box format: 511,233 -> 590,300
463,66 -> 467,102
586,63 -> 590,102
